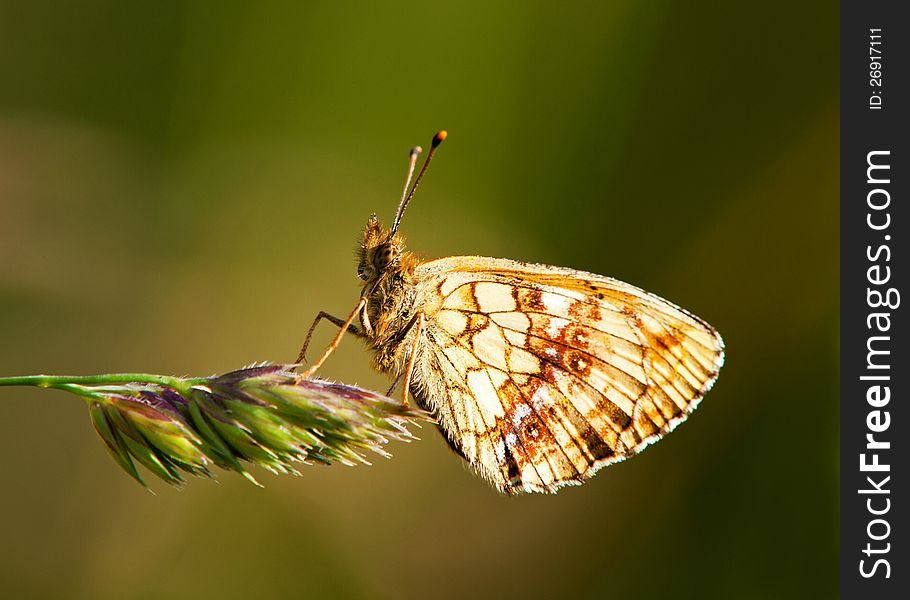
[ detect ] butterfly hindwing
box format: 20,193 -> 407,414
409,256 -> 725,494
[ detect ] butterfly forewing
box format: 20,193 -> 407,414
409,256 -> 725,494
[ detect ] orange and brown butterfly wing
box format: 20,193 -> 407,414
409,256 -> 725,494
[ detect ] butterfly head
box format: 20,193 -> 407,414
357,214 -> 406,282
356,130 -> 446,285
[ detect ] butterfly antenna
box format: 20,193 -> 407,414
392,145 -> 422,230
390,130 -> 447,235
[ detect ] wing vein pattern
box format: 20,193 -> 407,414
410,257 -> 725,494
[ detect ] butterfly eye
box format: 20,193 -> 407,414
372,244 -> 399,270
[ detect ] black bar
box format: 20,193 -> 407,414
841,1 -> 908,597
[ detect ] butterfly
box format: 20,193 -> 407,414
297,131 -> 725,494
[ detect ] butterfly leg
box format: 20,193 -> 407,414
400,312 -> 426,408
295,310 -> 366,366
385,373 -> 402,396
297,297 -> 367,378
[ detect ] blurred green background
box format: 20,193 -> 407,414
0,2 -> 837,598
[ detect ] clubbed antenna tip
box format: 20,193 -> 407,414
389,130 -> 448,236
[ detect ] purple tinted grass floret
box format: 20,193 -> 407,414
1,365 -> 427,489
